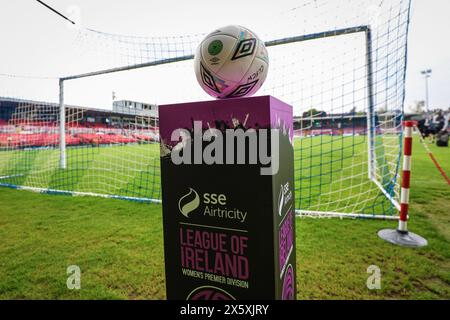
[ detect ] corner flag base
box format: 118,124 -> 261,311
378,229 -> 428,248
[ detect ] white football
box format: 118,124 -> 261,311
194,25 -> 269,99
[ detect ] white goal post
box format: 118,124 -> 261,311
0,0 -> 412,219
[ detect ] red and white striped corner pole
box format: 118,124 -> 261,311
398,121 -> 413,233
378,121 -> 427,247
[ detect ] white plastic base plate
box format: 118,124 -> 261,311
378,229 -> 428,248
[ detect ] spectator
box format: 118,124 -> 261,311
442,108 -> 450,133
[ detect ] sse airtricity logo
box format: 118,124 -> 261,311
178,188 -> 200,218
278,181 -> 292,216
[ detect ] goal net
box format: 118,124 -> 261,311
0,0 -> 411,218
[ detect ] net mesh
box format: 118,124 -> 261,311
0,0 -> 411,216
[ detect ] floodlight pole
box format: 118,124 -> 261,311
59,78 -> 66,169
421,69 -> 432,112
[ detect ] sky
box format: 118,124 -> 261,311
0,0 -> 449,114
404,0 -> 450,111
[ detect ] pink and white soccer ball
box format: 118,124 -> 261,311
194,25 -> 269,99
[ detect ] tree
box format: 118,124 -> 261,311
302,108 -> 327,118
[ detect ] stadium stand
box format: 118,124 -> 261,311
0,97 -> 159,148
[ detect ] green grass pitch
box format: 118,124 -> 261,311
0,135 -> 395,214
0,138 -> 448,299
